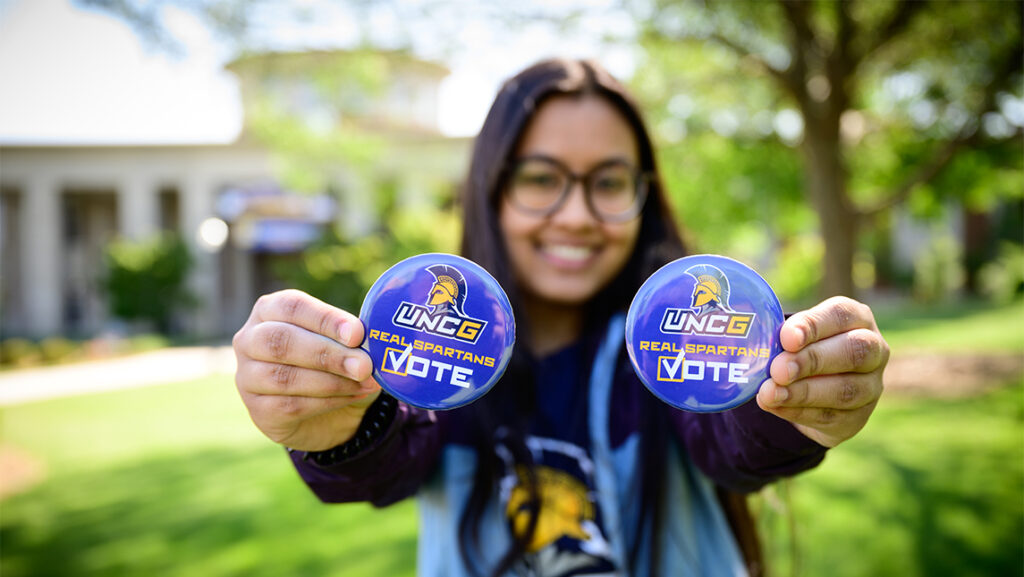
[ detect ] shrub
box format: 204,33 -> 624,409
978,242 -> 1024,303
0,338 -> 41,368
913,235 -> 965,303
39,337 -> 80,364
101,233 -> 195,334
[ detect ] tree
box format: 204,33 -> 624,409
636,0 -> 1023,297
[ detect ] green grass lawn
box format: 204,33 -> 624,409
0,377 -> 418,577
1,299 -> 1022,576
872,297 -> 1024,353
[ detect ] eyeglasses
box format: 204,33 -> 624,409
504,156 -> 649,223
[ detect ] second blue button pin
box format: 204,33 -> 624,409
625,254 -> 784,412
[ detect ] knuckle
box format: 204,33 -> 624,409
254,293 -> 272,312
278,290 -> 305,320
793,382 -> 812,406
837,379 -> 859,406
231,326 -> 247,351
801,313 -> 820,343
318,309 -> 340,340
272,395 -> 304,418
831,298 -> 857,328
847,331 -> 871,367
848,329 -> 881,368
804,346 -> 823,376
816,408 -> 838,425
265,325 -> 292,361
270,363 -> 297,390
854,299 -> 872,321
314,344 -> 336,373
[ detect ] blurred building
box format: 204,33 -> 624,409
0,50 -> 470,339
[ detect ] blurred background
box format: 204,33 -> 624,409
0,0 -> 1021,576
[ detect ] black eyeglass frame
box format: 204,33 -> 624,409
502,155 -> 651,223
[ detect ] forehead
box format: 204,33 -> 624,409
515,95 -> 639,167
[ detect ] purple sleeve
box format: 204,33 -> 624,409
672,400 -> 827,493
288,402 -> 443,507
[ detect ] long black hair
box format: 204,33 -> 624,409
455,58 -> 697,576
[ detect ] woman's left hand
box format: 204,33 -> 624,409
756,296 -> 890,448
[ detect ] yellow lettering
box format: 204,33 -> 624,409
727,316 -> 751,335
456,320 -> 484,341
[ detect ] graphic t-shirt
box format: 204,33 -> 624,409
496,342 -> 620,577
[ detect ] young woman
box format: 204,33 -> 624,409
233,59 -> 889,577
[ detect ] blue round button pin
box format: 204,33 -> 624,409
359,253 -> 515,410
625,254 -> 783,412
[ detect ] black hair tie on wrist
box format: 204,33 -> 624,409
303,392 -> 398,467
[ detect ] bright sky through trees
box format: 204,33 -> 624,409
0,0 -> 637,142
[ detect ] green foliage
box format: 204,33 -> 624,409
101,233 -> 194,333
913,235 -> 965,303
275,205 -> 460,314
633,0 -> 1023,296
765,234 -> 825,307
247,101 -> 387,194
978,243 -> 1024,304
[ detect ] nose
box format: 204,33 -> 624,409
550,179 -> 596,227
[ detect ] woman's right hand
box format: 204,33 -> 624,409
232,289 -> 381,451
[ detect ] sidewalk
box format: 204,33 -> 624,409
0,346 -> 236,406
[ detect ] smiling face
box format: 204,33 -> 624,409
499,95 -> 642,310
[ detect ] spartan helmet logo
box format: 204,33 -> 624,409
684,264 -> 733,316
426,264 -> 468,317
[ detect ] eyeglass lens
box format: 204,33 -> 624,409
508,158 -> 643,221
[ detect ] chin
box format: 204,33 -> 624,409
532,283 -> 603,307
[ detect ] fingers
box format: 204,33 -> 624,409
757,373 -> 883,448
252,289 -> 364,348
770,327 -> 888,385
758,373 -> 882,411
781,296 -> 877,352
762,297 -> 890,448
237,359 -> 377,398
238,320 -> 372,381
760,397 -> 878,449
239,389 -> 373,440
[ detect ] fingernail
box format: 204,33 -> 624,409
774,386 -> 789,404
339,322 -> 353,345
344,357 -> 363,379
793,326 -> 806,347
787,362 -> 799,380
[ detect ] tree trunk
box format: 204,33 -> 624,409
800,117 -> 857,299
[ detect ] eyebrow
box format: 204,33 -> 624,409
513,153 -> 638,173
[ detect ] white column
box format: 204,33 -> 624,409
21,177 -> 62,336
118,176 -> 160,240
226,244 -> 254,334
180,177 -> 220,337
341,172 -> 376,237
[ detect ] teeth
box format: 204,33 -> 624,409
545,244 -> 594,262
